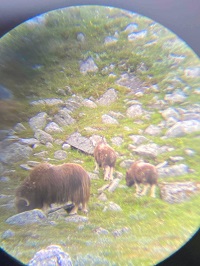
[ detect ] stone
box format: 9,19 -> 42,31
45,122 -> 63,133
126,105 -> 143,118
6,209 -> 47,225
104,36 -> 118,45
160,182 -> 199,204
157,164 -> 189,178
28,245 -> 73,266
82,99 -> 97,108
66,132 -> 94,155
102,114 -> 119,125
77,32 -> 85,42
54,150 -> 67,160
0,143 -> 32,164
30,99 -> 64,106
65,215 -> 88,223
165,120 -> 200,137
1,229 -> 15,239
13,123 -> 26,133
54,108 -> 75,127
34,129 -> 53,144
144,125 -> 162,136
128,30 -> 147,41
124,23 -> 138,33
96,88 -> 118,106
29,112 -> 48,131
80,57 -> 98,75
103,202 -> 122,212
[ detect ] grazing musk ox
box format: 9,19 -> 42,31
126,160 -> 158,198
93,137 -> 117,181
15,163 -> 90,215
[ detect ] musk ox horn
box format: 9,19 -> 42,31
18,197 -> 30,206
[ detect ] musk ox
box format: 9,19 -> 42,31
15,163 -> 90,215
126,160 -> 158,198
93,137 -> 117,181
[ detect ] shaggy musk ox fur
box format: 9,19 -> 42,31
126,161 -> 158,198
15,163 -> 90,215
93,137 -> 117,181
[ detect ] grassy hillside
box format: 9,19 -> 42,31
0,6 -> 200,266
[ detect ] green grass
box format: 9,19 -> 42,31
0,5 -> 200,266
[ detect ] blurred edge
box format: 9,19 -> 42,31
0,0 -> 199,265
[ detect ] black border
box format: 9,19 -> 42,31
0,1 -> 199,265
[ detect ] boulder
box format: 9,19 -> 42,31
28,245 -> 73,266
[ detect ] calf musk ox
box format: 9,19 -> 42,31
126,161 -> 158,198
93,137 -> 117,181
15,163 -> 90,215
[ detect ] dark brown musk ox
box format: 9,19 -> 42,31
126,160 -> 158,198
93,137 -> 117,181
15,163 -> 90,215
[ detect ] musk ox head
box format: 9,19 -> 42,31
15,180 -> 38,213
126,170 -> 135,187
15,197 -> 32,213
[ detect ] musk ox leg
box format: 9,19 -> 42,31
94,161 -> 99,173
109,167 -> 114,181
42,203 -> 50,215
134,183 -> 142,197
140,184 -> 150,196
150,184 -> 157,198
69,204 -> 79,216
81,202 -> 88,214
104,166 -> 110,181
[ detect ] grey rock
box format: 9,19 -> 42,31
77,32 -> 85,42
185,149 -> 195,156
144,125 -> 162,136
160,107 -> 180,121
54,150 -> 67,160
112,227 -> 129,237
62,143 -> 71,150
66,132 -> 94,155
128,30 -> 147,41
98,193 -> 108,202
164,90 -> 187,104
54,108 -> 76,127
0,85 -> 13,99
6,209 -> 47,225
104,36 -> 118,45
45,122 -> 63,133
132,143 -> 160,158
126,104 -> 143,118
96,88 -> 118,106
82,99 -> 97,108
158,164 -> 189,178
34,151 -> 48,158
80,57 -> 98,75
184,67 -> 200,77
120,160 -> 134,169
28,245 -> 73,266
0,143 -> 32,164
65,215 -> 88,223
166,120 -> 200,137
124,23 -> 138,33
94,227 -> 109,235
29,112 -> 48,131
103,202 -> 122,212
111,136 -> 123,146
19,138 -> 40,147
129,135 -> 148,145
34,129 -> 53,144
30,99 -> 64,106
0,176 -> 10,182
102,114 -> 119,125
160,182 -> 199,204
2,229 -> 15,239
13,123 -> 26,133
107,178 -> 121,192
